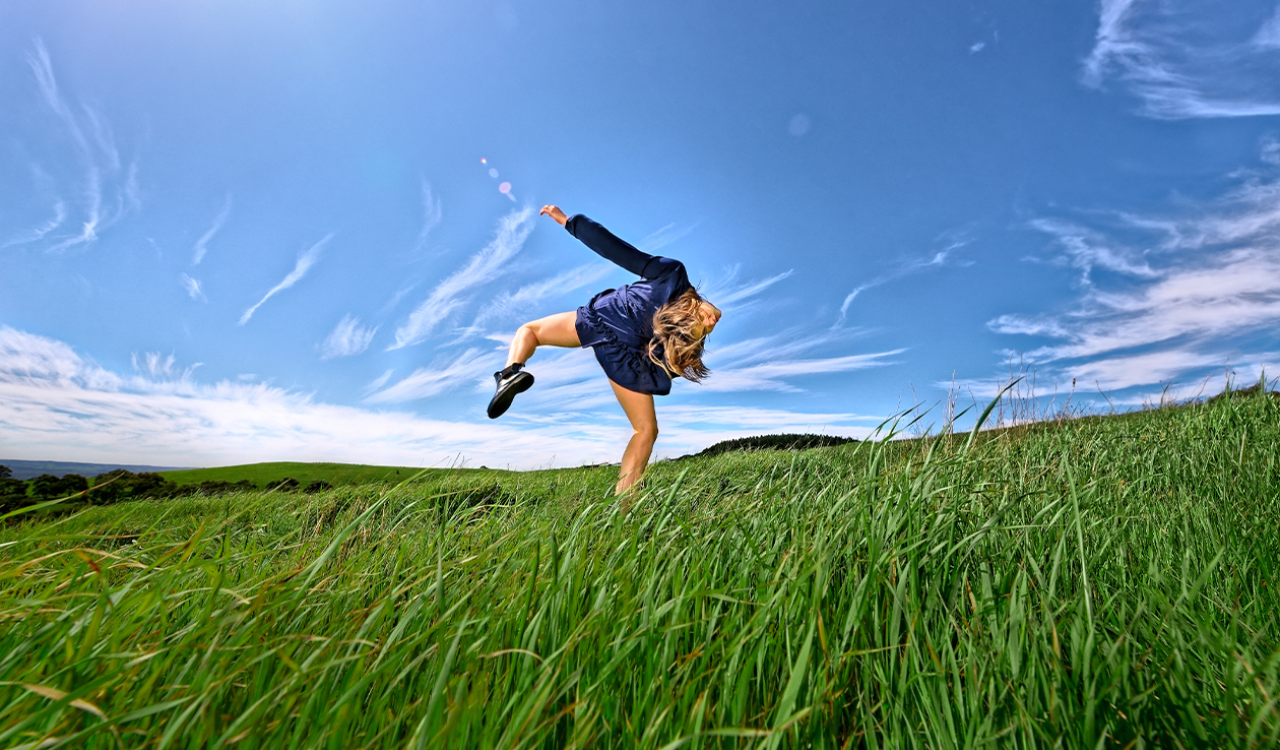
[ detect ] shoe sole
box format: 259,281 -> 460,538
487,372 -> 534,419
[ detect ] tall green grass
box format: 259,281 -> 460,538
2,391 -> 1278,748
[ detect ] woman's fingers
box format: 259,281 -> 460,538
540,205 -> 568,226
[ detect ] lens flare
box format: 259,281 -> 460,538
498,182 -> 511,194
488,168 -> 499,178
480,157 -> 487,164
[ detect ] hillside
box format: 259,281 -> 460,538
157,461 -> 442,487
1,389 -> 1277,747
0,459 -> 191,481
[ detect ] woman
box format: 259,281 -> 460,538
488,205 -> 721,498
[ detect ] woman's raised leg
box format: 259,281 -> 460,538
506,311 -> 580,367
608,379 -> 658,507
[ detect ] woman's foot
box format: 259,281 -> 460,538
487,363 -> 534,419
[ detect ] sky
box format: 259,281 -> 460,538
2,0 -> 1279,470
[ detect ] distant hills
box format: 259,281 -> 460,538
0,459 -> 193,481
0,434 -> 860,482
158,462 -> 431,487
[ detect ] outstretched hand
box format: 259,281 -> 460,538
540,204 -> 569,227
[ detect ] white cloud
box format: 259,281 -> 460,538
985,144 -> 1280,393
468,262 -> 613,329
179,273 -> 206,302
192,196 -> 232,265
377,283 -> 419,317
132,352 -> 175,378
391,207 -> 536,349
970,42 -> 986,54
0,326 -> 877,468
703,350 -> 905,393
1081,0 -> 1280,119
837,235 -> 972,324
1060,349 -> 1240,391
4,194 -> 66,248
1026,218 -> 1159,283
1261,136 -> 1280,166
364,348 -> 492,404
700,267 -> 795,308
27,39 -> 87,153
640,222 -> 698,253
364,369 -> 394,394
24,39 -> 137,251
239,235 -> 330,325
124,161 -> 142,214
1255,6 -> 1280,48
415,180 -> 443,253
319,315 -> 377,359
991,246 -> 1280,361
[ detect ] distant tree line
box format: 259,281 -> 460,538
0,465 -> 333,517
683,433 -> 858,460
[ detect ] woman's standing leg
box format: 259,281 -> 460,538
608,379 -> 658,508
506,311 -> 580,366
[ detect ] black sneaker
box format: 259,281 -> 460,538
487,363 -> 534,419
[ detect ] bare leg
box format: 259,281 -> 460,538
609,379 -> 658,509
506,311 -> 581,367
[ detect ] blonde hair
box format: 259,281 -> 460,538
647,287 -> 712,383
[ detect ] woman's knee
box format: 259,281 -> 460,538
517,323 -> 540,345
634,423 -> 659,443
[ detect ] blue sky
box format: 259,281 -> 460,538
2,0 -> 1279,469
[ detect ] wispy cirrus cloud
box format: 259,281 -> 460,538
699,266 -> 795,308
3,167 -> 66,247
130,351 -> 201,380
1024,218 -> 1159,284
364,369 -> 395,395
414,180 -> 443,253
706,328 -> 903,393
131,352 -> 175,379
21,39 -> 140,252
466,262 -> 613,330
391,207 -> 536,349
640,222 -> 698,253
991,244 -> 1280,361
179,273 -> 206,302
0,325 -> 887,467
27,39 -> 87,152
836,234 -> 973,325
0,326 -> 609,469
364,348 -> 492,404
702,350 -> 904,393
239,235 -> 330,325
192,196 -> 232,265
319,315 -> 377,360
983,143 -> 1280,395
1082,0 -> 1280,119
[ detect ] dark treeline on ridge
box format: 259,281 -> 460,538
0,468 -> 333,515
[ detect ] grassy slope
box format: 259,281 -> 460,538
2,392 -> 1278,748
157,461 -> 461,487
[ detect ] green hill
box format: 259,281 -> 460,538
0,459 -> 190,481
3,387 -> 1278,746
158,461 -> 453,488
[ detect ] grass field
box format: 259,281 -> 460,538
157,461 -> 439,488
2,389 -> 1278,748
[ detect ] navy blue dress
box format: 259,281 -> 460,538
567,214 -> 692,396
